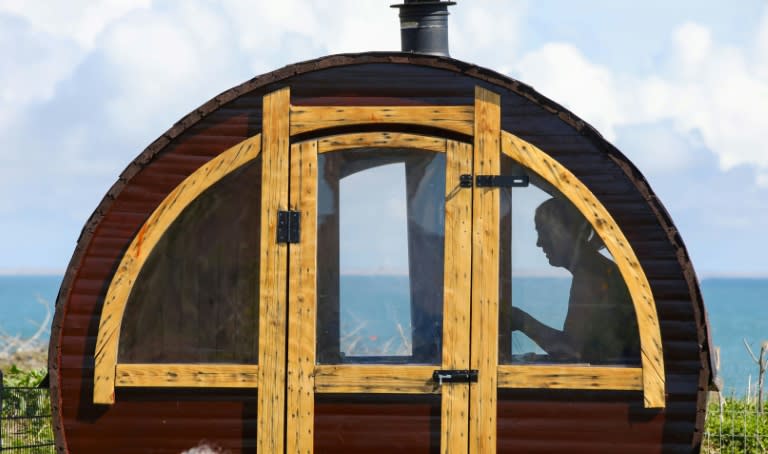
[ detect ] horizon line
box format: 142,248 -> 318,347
2,268 -> 768,280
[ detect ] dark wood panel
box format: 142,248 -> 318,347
314,395 -> 440,454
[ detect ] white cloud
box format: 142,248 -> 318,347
515,43 -> 625,141
450,0 -> 526,71
1,0 -> 767,273
0,0 -> 151,48
512,16 -> 768,187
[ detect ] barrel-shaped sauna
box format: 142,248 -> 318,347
49,4 -> 713,453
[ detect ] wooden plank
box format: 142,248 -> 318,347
92,134 -> 262,404
257,87 -> 291,453
290,105 -> 474,136
469,86 -> 501,454
317,132 -> 447,154
116,364 -> 259,388
286,141 -> 318,454
497,365 -> 643,391
441,140 -> 473,454
314,365 -> 437,394
500,131 -> 666,409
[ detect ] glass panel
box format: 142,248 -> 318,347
317,148 -> 445,364
119,157 -> 262,363
498,156 -> 640,365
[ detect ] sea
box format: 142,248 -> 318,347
1,274 -> 766,396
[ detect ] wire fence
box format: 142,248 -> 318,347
703,396 -> 768,453
0,385 -> 54,453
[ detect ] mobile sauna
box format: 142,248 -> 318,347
49,1 -> 714,453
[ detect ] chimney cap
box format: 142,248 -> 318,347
391,0 -> 455,57
390,1 -> 456,8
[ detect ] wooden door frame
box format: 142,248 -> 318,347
91,84 -> 665,454
287,130 -> 473,454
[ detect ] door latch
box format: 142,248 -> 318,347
432,369 -> 478,385
475,175 -> 529,188
459,175 -> 529,188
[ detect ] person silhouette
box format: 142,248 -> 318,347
510,197 -> 640,363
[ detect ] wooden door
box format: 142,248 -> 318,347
285,135 -> 474,453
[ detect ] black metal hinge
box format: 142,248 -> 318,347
476,175 -> 529,188
432,369 -> 479,385
459,174 -> 529,188
277,211 -> 300,244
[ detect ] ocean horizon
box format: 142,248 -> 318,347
1,274 -> 766,397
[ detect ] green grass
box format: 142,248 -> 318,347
1,366 -> 54,453
704,396 -> 768,453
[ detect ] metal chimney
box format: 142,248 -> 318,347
391,0 -> 456,57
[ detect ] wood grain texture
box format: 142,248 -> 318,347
116,364 -> 260,388
500,131 -> 666,409
287,141 -> 318,454
469,86 -> 501,454
317,132 -> 446,154
497,365 -> 643,391
314,365 -> 438,394
92,134 -> 262,404
290,106 -> 474,136
441,140 -> 473,454
257,87 -> 291,453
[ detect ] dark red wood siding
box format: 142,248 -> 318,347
49,53 -> 711,453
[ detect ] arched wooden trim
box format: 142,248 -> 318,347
500,131 -> 665,409
317,132 -> 448,153
290,105 -> 474,137
92,134 -> 262,404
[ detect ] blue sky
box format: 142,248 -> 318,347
1,0 -> 767,276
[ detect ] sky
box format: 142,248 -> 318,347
1,0 -> 768,277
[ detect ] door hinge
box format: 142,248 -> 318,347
277,210 -> 300,244
475,175 -> 529,188
432,369 -> 479,385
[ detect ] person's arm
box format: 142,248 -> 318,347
510,307 -> 580,360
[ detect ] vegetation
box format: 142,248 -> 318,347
1,366 -> 54,453
704,396 -> 768,453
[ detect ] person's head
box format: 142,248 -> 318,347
534,198 -> 593,268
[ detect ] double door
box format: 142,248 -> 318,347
257,89 -> 504,453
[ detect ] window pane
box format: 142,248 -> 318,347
119,157 -> 262,364
498,156 -> 640,365
317,149 -> 445,364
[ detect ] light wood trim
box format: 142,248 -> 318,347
290,105 -> 474,136
92,134 -> 262,404
469,86 -> 501,454
317,132 -> 447,154
116,364 -> 259,388
314,365 -> 437,394
286,141 -> 318,454
500,131 -> 666,409
497,365 -> 643,390
257,87 -> 291,453
441,140 -> 473,454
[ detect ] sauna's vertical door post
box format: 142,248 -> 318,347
257,87 -> 291,453
469,86 -> 501,454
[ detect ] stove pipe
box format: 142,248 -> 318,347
391,0 -> 456,57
